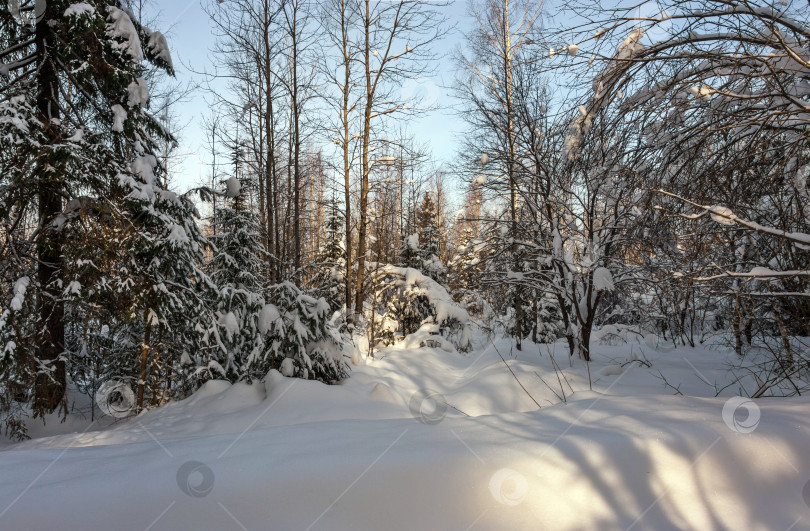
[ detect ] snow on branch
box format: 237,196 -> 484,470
697,267 -> 810,282
652,189 -> 810,249
369,263 -> 473,352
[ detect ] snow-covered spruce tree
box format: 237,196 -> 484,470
399,233 -> 422,272
448,236 -> 487,316
531,292 -> 563,344
384,193 -> 448,340
447,184 -> 490,317
391,233 -> 429,342
63,152 -> 219,411
382,268 -> 434,341
308,199 -> 346,314
415,191 -> 447,285
251,282 -> 349,383
470,214 -> 534,339
207,175 -> 267,382
1,1 -> 216,429
84,154 -> 219,410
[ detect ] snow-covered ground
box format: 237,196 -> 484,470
1,333 -> 809,530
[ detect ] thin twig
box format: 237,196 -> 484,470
489,336 -> 542,409
545,343 -> 569,402
534,371 -> 563,403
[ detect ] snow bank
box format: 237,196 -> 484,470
3,336 -> 808,529
1,391 -> 806,530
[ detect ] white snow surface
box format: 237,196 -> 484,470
405,232 -> 419,250
1,335 -> 808,530
218,312 -> 239,340
258,304 -> 281,335
146,31 -> 173,70
9,276 -> 29,311
64,3 -> 95,18
126,78 -> 149,108
225,176 -> 241,198
592,267 -> 614,291
106,7 -> 143,62
710,205 -> 736,225
111,104 -> 127,132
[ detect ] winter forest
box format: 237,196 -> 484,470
1,0 -> 810,529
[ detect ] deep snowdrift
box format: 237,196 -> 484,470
1,336 -> 808,530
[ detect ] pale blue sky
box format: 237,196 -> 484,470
158,0 -> 475,192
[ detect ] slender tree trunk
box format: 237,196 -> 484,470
34,3 -> 66,413
342,0 -> 354,318
503,0 -> 522,351
257,121 -> 267,275
291,5 -> 302,283
285,96 -> 294,278
580,327 -> 592,362
733,294 -> 744,356
774,311 -> 794,370
355,119 -> 371,315
262,1 -> 274,282
273,130 -> 281,281
354,0 -> 373,316
265,139 -> 275,281
137,319 -> 152,411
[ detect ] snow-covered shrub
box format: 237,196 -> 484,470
369,265 -> 473,352
250,282 -> 349,384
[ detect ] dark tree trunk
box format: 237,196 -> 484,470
263,7 -> 277,284
342,0 -> 353,318
291,6 -> 302,284
137,320 -> 152,411
33,4 -> 66,413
